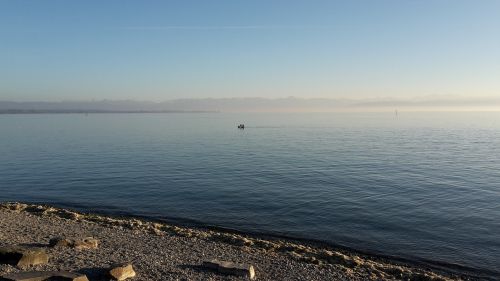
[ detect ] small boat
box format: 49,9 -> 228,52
237,124 -> 245,129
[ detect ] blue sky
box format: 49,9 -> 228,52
1,0 -> 499,101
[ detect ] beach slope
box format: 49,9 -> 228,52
0,203 -> 477,280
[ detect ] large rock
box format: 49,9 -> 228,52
203,259 -> 255,279
48,238 -> 73,248
49,237 -> 99,250
108,263 -> 136,280
73,237 -> 99,250
0,271 -> 88,281
0,247 -> 49,268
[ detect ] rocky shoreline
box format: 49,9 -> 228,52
0,202 -> 485,280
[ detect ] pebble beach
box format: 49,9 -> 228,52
0,203 -> 486,281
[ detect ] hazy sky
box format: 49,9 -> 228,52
1,0 -> 499,102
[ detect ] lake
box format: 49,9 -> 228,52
1,112 -> 499,277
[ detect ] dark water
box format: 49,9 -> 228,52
1,112 -> 499,277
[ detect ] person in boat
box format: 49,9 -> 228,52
238,124 -> 245,129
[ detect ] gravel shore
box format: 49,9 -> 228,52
0,203 -> 481,280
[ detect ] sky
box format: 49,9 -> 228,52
1,0 -> 499,102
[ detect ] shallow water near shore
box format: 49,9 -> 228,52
1,112 -> 499,277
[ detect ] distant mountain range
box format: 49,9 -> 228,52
0,96 -> 499,113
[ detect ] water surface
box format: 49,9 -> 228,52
1,112 -> 499,277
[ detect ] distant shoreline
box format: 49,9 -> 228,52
0,110 -> 219,114
2,98 -> 500,114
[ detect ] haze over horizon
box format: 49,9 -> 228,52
1,0 -> 499,109
2,96 -> 500,112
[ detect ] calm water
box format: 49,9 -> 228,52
1,112 -> 499,276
